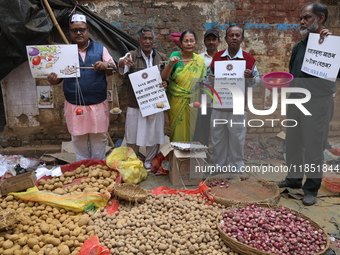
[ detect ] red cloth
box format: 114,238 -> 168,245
151,182 -> 214,202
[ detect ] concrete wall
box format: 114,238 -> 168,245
1,0 -> 339,147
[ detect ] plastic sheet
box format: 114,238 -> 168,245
10,186 -> 110,213
151,182 -> 214,202
78,235 -> 110,255
0,0 -> 138,80
104,182 -> 214,215
106,147 -> 147,184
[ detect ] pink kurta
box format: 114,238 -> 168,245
64,100 -> 110,136
64,42 -> 114,136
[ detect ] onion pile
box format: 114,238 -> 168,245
219,204 -> 327,255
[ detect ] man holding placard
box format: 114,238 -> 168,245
118,26 -> 167,169
276,2 -> 340,206
209,25 -> 260,173
47,13 -> 116,162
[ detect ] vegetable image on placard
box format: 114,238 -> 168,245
26,44 -> 80,78
27,46 -> 60,71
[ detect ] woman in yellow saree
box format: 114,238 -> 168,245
161,31 -> 206,142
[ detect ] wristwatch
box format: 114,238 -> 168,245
107,62 -> 111,68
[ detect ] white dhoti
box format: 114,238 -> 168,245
125,107 -> 165,165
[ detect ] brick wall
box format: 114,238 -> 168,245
88,0 -> 340,139
1,0 -> 339,147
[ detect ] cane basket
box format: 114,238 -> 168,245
323,177 -> 340,193
113,183 -> 149,202
217,204 -> 330,255
0,210 -> 17,231
205,176 -> 280,207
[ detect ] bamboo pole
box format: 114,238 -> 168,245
42,0 -> 69,44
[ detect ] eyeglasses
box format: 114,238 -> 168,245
70,28 -> 88,34
182,40 -> 196,44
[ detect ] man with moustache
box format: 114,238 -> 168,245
199,29 -> 220,72
118,26 -> 167,169
47,13 -> 116,161
209,25 -> 260,173
276,2 -> 339,206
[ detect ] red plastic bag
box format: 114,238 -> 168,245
78,235 -> 110,255
150,153 -> 169,175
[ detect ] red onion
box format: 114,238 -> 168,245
219,204 -> 327,255
207,179 -> 230,188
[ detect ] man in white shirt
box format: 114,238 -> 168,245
118,26 -> 167,169
199,29 -> 220,71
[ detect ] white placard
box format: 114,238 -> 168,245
26,44 -> 80,78
128,65 -> 170,117
301,33 -> 340,82
213,60 -> 246,108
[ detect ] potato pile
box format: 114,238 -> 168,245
0,195 -> 94,254
91,193 -> 239,255
37,164 -> 118,195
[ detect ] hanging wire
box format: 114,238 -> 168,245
112,78 -> 120,109
74,69 -> 87,113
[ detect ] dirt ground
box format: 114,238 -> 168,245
2,140 -> 340,254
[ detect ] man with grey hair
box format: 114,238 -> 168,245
118,25 -> 167,169
276,2 -> 339,206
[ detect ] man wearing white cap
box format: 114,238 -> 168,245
47,13 -> 116,161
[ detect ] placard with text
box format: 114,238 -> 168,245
213,60 -> 246,108
301,33 -> 340,82
128,65 -> 170,117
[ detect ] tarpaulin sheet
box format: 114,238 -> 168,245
0,0 -> 138,80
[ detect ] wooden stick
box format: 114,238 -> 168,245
107,133 -> 114,147
159,59 -> 197,64
76,67 -> 115,70
42,0 -> 69,44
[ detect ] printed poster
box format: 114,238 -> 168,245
213,60 -> 246,108
128,65 -> 170,117
26,44 -> 80,78
37,86 -> 53,108
301,33 -> 340,82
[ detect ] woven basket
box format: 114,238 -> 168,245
205,176 -> 280,207
323,177 -> 340,193
0,210 -> 17,231
113,183 -> 149,202
217,204 -> 330,255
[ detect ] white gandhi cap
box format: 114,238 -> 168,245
71,14 -> 86,23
